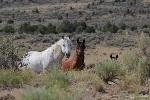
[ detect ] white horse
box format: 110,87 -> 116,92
20,36 -> 72,73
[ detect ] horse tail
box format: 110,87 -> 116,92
21,52 -> 32,68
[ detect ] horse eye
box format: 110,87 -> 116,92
63,44 -> 65,47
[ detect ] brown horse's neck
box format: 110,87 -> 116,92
72,51 -> 85,69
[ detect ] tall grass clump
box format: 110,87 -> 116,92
0,69 -> 33,87
95,60 -> 123,83
68,70 -> 103,91
43,68 -> 71,89
138,32 -> 150,58
121,50 -> 150,92
0,37 -> 19,69
23,87 -> 73,100
122,51 -> 139,71
23,68 -> 76,100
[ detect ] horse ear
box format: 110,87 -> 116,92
77,38 -> 80,44
83,39 -> 85,44
62,36 -> 64,39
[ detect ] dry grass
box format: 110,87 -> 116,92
68,70 -> 103,91
0,69 -> 33,88
120,72 -> 141,93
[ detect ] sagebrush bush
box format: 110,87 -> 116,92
0,37 -> 19,69
56,20 -> 76,33
95,60 -> 122,83
121,51 -> 150,91
7,19 -> 14,24
47,23 -> 57,34
102,22 -> 119,33
137,57 -> 150,84
37,24 -> 48,34
23,87 -> 73,100
23,68 -> 74,100
43,68 -> 71,89
122,51 -> 139,71
120,72 -> 141,92
68,70 -> 103,92
11,20 -> 96,34
85,26 -> 95,33
74,21 -> 87,33
0,69 -> 33,87
18,22 -> 31,34
2,25 -> 15,33
32,8 -> 39,13
138,32 -> 150,57
19,22 -> 49,34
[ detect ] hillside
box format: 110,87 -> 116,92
0,0 -> 150,36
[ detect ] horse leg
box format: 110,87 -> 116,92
42,65 -> 47,74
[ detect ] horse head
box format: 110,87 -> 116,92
76,38 -> 86,56
59,36 -> 72,58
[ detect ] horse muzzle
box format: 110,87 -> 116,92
65,53 -> 70,58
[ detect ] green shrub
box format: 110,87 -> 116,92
102,22 -> 119,33
19,23 -> 49,34
23,87 -> 73,100
131,26 -> 137,31
96,60 -> 122,83
0,38 -> 19,69
85,26 -> 95,33
47,23 -> 57,34
122,51 -> 150,85
43,68 -> 71,89
37,24 -> 48,34
75,21 -> 87,30
68,70 -> 103,92
74,21 -> 87,33
23,68 -> 73,100
32,8 -> 39,13
122,51 -> 139,71
138,32 -> 150,57
56,20 -> 76,33
57,15 -> 63,20
137,58 -> 150,84
120,72 -> 141,92
120,23 -> 128,30
18,22 -> 31,34
2,25 -> 15,33
7,19 -> 14,24
0,19 -> 2,23
0,70 -> 33,87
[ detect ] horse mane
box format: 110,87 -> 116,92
52,44 -> 62,55
43,39 -> 63,57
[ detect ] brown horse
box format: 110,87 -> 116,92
61,38 -> 85,71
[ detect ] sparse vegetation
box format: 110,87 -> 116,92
96,60 -> 123,83
56,20 -> 76,33
23,87 -> 73,100
2,25 -> 15,33
43,68 -> 71,89
7,19 -> 14,24
0,37 -> 19,69
32,8 -> 40,13
102,22 -> 119,33
0,0 -> 150,99
0,69 -> 33,87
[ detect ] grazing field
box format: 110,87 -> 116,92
0,33 -> 150,100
